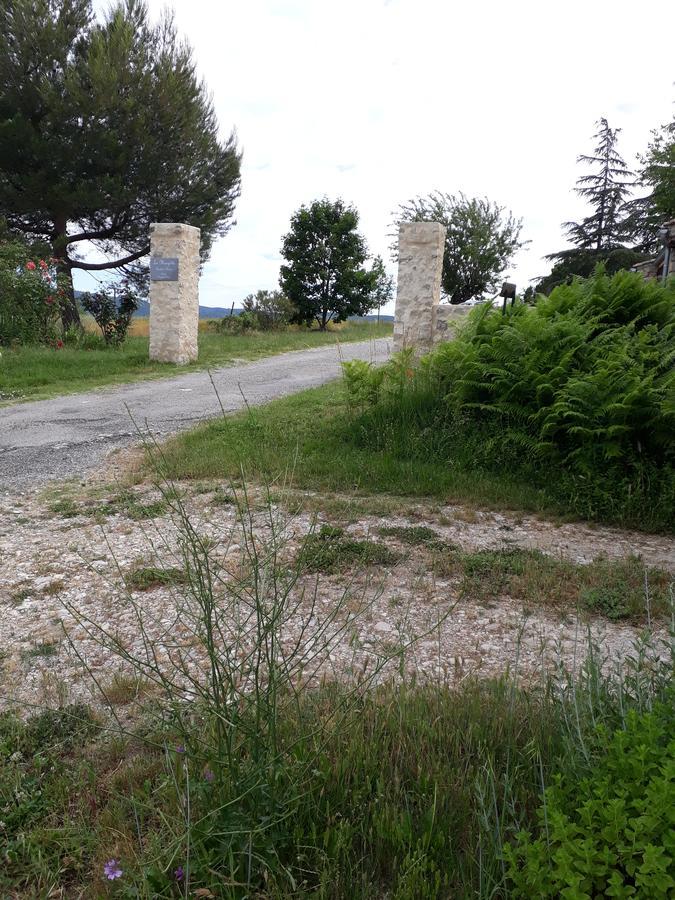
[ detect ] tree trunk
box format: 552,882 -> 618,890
52,216 -> 82,332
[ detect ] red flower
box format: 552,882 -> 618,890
55,340 -> 64,349
39,259 -> 47,269
45,296 -> 54,305
26,261 -> 36,271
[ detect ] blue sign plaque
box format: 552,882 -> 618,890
150,257 -> 179,281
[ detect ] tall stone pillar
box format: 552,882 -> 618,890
393,222 -> 445,353
149,223 -> 201,364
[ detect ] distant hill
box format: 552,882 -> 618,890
132,300 -> 393,322
77,293 -> 394,322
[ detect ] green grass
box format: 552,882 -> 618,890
431,547 -> 672,621
125,565 -> 188,592
297,524 -> 399,573
1,664 -> 671,899
157,381 -> 557,516
0,321 -> 392,403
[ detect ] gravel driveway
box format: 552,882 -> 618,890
0,338 -> 391,491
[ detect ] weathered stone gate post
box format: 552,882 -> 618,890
393,222 -> 445,353
149,222 -> 201,364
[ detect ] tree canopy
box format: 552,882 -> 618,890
624,106 -> 675,252
280,198 -> 391,330
0,0 -> 241,327
390,192 -> 523,305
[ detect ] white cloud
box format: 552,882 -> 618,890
134,0 -> 675,311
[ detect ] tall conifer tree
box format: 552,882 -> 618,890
562,118 -> 633,251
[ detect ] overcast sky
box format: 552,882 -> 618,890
85,0 -> 675,311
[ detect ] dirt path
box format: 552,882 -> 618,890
1,482 -> 671,716
0,338 -> 390,491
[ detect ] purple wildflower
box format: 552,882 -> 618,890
175,865 -> 184,881
204,767 -> 215,783
103,859 -> 123,880
175,744 -> 186,754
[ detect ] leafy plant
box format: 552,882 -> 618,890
344,268 -> 675,530
505,704 -> 675,898
81,286 -> 138,345
0,241 -> 64,345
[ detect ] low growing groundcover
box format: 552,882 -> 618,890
0,320 -> 392,403
2,664 -> 672,899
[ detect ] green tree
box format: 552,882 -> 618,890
391,191 -> 523,304
280,198 -> 386,330
624,105 -> 675,252
560,118 -> 634,252
0,0 -> 241,329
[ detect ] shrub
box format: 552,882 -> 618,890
505,703 -> 675,898
0,241 -> 64,345
242,288 -> 297,329
343,269 -> 675,529
81,285 -> 138,345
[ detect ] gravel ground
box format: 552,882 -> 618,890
1,482 -> 672,717
0,338 -> 391,491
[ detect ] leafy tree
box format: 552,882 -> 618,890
624,105 -> 675,252
391,192 -> 523,304
559,118 -> 633,252
0,0 -> 241,330
280,199 -> 386,330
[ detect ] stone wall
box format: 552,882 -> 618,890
393,222 -> 445,354
148,223 -> 201,365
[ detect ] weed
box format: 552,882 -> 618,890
297,524 -> 399,573
125,565 -> 188,591
21,641 -> 59,660
102,672 -> 155,706
9,585 -> 33,605
48,497 -> 80,518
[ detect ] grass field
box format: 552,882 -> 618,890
156,380 -> 564,518
0,320 -> 391,403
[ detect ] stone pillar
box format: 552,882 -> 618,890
393,222 -> 445,354
149,223 -> 200,364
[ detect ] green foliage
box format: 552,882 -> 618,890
125,565 -> 188,591
534,247 -> 649,295
242,289 -> 298,330
505,704 -> 675,898
0,240 -> 64,345
343,269 -> 675,530
297,523 -> 399,573
81,285 -> 138,345
391,191 -> 524,303
280,198 -> 388,329
0,0 -> 241,326
626,107 -> 675,252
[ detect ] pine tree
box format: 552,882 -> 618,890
562,118 -> 633,251
0,0 -> 241,329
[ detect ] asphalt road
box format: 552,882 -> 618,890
0,338 -> 391,492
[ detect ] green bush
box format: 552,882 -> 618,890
0,240 -> 64,345
505,703 -> 675,898
81,285 -> 138,345
343,269 -> 675,529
